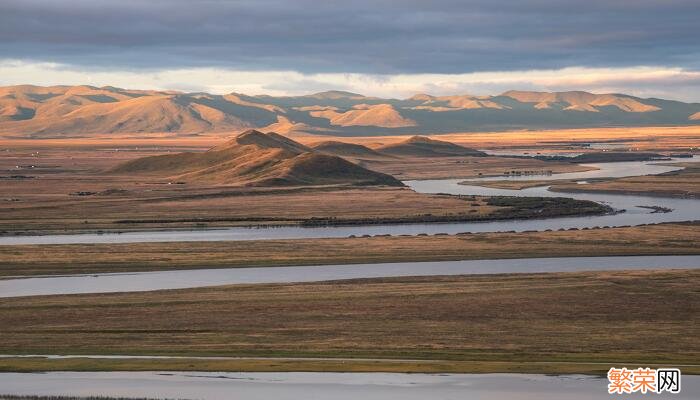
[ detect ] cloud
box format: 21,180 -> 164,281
0,0 -> 698,74
2,59 -> 700,102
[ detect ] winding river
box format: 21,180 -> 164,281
0,158 -> 697,246
3,255 -> 699,298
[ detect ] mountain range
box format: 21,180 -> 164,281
2,85 -> 700,138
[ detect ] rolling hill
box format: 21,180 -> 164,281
113,130 -> 403,187
0,85 -> 276,136
312,141 -> 387,158
500,90 -> 661,112
2,85 -> 700,137
376,136 -> 487,157
307,103 -> 416,128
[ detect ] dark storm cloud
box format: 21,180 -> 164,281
1,0 -> 698,74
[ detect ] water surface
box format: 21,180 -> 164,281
2,255 -> 698,298
0,371 -> 697,400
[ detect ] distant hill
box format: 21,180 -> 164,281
2,85 -> 700,137
500,90 -> 661,112
307,103 -> 416,128
376,136 -> 487,157
113,130 -> 403,187
0,85 -> 275,137
312,141 -> 386,158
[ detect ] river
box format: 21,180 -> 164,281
2,255 -> 699,298
0,371 -> 697,399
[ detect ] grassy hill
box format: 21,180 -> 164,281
113,130 -> 403,187
376,136 -> 487,157
312,141 -> 387,158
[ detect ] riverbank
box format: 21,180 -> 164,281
0,185 -> 500,235
1,222 -> 698,277
0,194 -> 607,237
0,269 -> 697,374
298,196 -> 610,227
547,162 -> 700,199
1,357 -> 698,375
3,371 -> 698,400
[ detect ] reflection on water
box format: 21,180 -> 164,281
0,371 -> 697,400
2,255 -> 699,298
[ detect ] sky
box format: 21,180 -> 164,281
1,0 -> 699,101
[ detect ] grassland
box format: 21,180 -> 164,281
6,125 -> 695,150
0,185 -> 497,234
0,269 -> 697,374
2,357 -> 696,375
0,144 -> 612,234
0,180 -> 607,234
0,145 -> 492,233
334,125 -> 700,152
464,179 -> 578,190
356,155 -> 591,180
1,222 -> 698,277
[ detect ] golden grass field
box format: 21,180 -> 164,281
5,356 -> 694,375
1,269 -> 697,374
325,125 -> 700,151
1,223 -> 698,277
356,155 -> 591,180
0,142 -> 607,234
3,125 -> 699,150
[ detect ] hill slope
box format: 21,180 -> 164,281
500,90 -> 661,112
308,103 -> 416,128
377,136 -> 487,157
312,141 -> 387,158
113,130 -> 402,187
2,85 -> 700,137
0,85 -> 276,136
